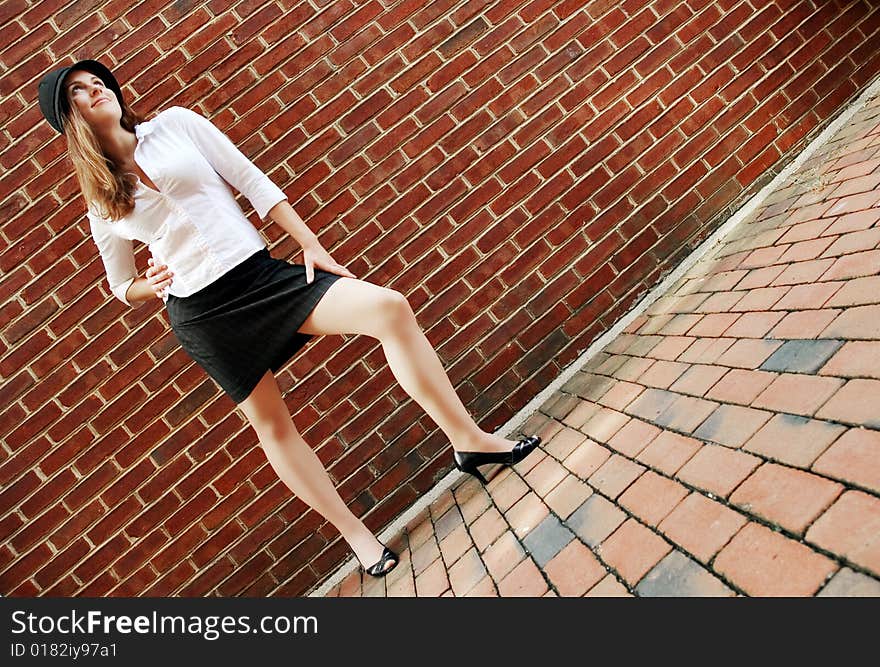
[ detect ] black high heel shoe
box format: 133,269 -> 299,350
362,545 -> 399,578
453,434 -> 542,485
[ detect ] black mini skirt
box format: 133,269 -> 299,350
165,248 -> 343,403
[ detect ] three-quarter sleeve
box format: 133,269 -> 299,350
170,105 -> 288,219
87,210 -> 140,308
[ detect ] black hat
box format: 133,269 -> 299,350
37,59 -> 124,134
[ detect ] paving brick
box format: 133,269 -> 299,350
821,209 -> 880,236
625,335 -> 666,356
447,546 -> 488,596
705,368 -> 777,405
778,237 -> 837,263
457,483 -> 492,525
722,311 -> 786,338
759,339 -> 845,375
688,312 -> 741,336
635,430 -> 702,475
668,364 -> 728,396
820,248 -> 880,281
618,470 -> 689,526
636,549 -> 736,597
714,522 -> 838,596
676,444 -> 762,498
743,413 -> 845,467
814,378 -> 880,428
613,356 -> 656,382
677,337 -> 737,363
566,494 -> 627,547
598,518 -> 672,587
505,492 -> 549,540
463,574 -> 498,597
729,463 -> 845,534
522,513 -> 575,567
731,286 -> 790,311
439,523 -> 473,567
716,338 -> 783,368
641,360 -> 691,388
751,372 -> 845,416
777,218 -> 836,244
584,573 -> 633,596
735,265 -> 787,290
769,309 -> 842,339
695,292 -> 745,313
563,438 -> 612,479
655,395 -> 720,433
561,399 -> 602,429
497,554 -> 548,596
635,313 -> 673,334
820,304 -> 880,339
543,539 -> 607,596
337,568 -> 363,597
524,454 -> 569,497
580,406 -> 630,443
469,505 -> 507,552
657,492 -> 748,563
488,469 -> 529,512
806,490 -> 880,576
544,474 -> 593,520
770,281 -> 844,310
544,426 -> 590,461
771,258 -> 836,286
588,454 -> 645,500
626,387 -> 680,421
647,337 -> 697,361
543,393 -> 584,420
826,275 -> 880,307
606,418 -> 662,457
564,372 -> 617,402
597,380 -> 644,410
435,506 -> 464,541
429,491 -> 456,521
595,354 -> 630,375
817,567 -> 880,597
703,269 -> 750,291
819,340 -> 880,379
659,314 -> 703,335
386,568 -> 416,597
821,228 -> 880,257
415,556 -> 449,596
742,245 -> 789,268
812,427 -> 880,493
694,404 -> 773,448
482,530 -> 525,582
406,511 -> 435,551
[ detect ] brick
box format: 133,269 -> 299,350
523,455 -> 569,497
505,492 -> 549,540
635,430 -> 702,475
676,444 -> 762,498
567,494 -> 627,547
597,379 -> 644,410
544,474 -> 593,520
613,357 -> 655,382
696,292 -> 745,314
820,304 -> 880,339
654,395 -> 719,432
588,454 -> 645,500
812,427 -> 880,493
636,549 -> 735,597
694,404 -> 773,448
806,490 -> 880,576
448,547 -> 488,596
411,536 -> 441,576
497,554 -> 548,596
714,522 -> 838,596
415,556 -> 449,596
439,523 -> 473,567
647,336 -> 698,361
640,360 -> 690,388
820,228 -> 880,257
735,266 -> 786,290
563,438 -> 612,479
543,426 -> 590,460
820,249 -> 880,281
819,341 -> 880,379
580,407 -> 630,443
618,470 -> 689,526
771,258 -> 836,286
751,373 -> 845,416
482,529 -> 525,582
598,518 -> 672,586
435,506 -> 464,541
777,237 -> 837,263
469,505 -> 507,552
626,388 -> 680,421
584,573 -> 633,597
606,418 -> 662,457
814,378 -> 880,428
678,337 -> 736,363
561,399 -> 601,429
759,339 -> 845,374
771,281 -> 844,310
659,314 -> 703,335
731,286 -> 789,311
705,368 -> 777,405
488,470 -> 529,512
818,568 -> 880,597
716,338 -> 783,368
775,306 -> 844,341
522,513 -> 575,567
687,312 -> 740,336
729,463 -> 845,534
821,209 -> 880,236
826,275 -> 880,307
543,539 -> 607,596
743,413 -> 845,467
668,364 -> 728,396
463,574 -> 498,597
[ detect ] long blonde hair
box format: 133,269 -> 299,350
63,97 -> 145,221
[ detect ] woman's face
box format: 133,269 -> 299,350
64,68 -> 120,130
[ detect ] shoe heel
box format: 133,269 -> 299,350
454,460 -> 489,485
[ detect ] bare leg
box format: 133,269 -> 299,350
238,370 -> 395,573
298,277 -> 521,455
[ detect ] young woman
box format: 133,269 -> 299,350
37,58 -> 541,583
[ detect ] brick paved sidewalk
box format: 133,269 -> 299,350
320,90 -> 880,598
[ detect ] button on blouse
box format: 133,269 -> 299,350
86,105 -> 288,307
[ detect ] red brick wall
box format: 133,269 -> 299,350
2,1 -> 879,596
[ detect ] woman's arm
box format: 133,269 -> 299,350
266,200 -> 320,250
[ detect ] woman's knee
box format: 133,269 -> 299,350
374,288 -> 415,337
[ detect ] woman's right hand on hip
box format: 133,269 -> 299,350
147,258 -> 174,299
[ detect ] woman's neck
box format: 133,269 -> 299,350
95,124 -> 137,166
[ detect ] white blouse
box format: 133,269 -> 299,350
86,105 -> 288,307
